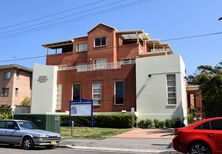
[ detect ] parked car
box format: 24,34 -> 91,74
0,120 -> 61,150
173,117 -> 222,154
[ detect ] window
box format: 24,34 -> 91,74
76,64 -> 87,72
114,81 -> 124,105
0,121 -> 6,129
195,122 -> 211,130
73,84 -> 81,100
121,58 -> 136,64
56,84 -> 62,110
77,43 -> 87,52
1,88 -> 9,97
94,59 -> 107,69
167,74 -> 176,105
210,119 -> 222,130
94,37 -> 107,47
92,83 -> 102,105
6,121 -> 18,129
16,71 -> 20,78
15,88 -> 18,96
3,72 -> 11,80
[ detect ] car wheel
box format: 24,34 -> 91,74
189,141 -> 211,154
22,137 -> 34,150
46,145 -> 54,149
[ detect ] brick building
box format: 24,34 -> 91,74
32,23 -> 191,120
0,64 -> 32,110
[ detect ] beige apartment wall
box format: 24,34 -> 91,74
0,69 -> 32,106
14,70 -> 32,106
0,69 -> 14,105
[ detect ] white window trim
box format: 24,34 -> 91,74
166,74 -> 177,106
114,80 -> 124,105
56,84 -> 62,110
94,58 -> 107,69
92,82 -> 102,106
94,36 -> 107,47
76,42 -> 87,52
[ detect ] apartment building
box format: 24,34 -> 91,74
31,23 -> 188,120
0,64 -> 32,110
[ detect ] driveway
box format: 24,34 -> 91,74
113,128 -> 175,139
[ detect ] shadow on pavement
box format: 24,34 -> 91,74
0,144 -> 56,151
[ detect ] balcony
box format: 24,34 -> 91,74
58,61 -> 135,72
139,48 -> 173,58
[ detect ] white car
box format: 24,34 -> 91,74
0,120 -> 61,150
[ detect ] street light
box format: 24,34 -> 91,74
219,17 -> 222,21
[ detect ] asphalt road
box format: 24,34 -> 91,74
0,145 -> 181,154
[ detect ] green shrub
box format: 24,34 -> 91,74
187,114 -> 195,124
138,119 -> 153,128
154,119 -> 165,128
164,119 -> 173,128
60,114 -> 135,128
0,105 -> 13,120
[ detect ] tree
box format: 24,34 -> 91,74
189,61 -> 222,117
0,105 -> 13,119
21,97 -> 31,106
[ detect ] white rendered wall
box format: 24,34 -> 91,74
136,54 -> 187,120
31,64 -> 58,114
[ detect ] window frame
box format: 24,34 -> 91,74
3,71 -> 12,80
114,80 -> 124,105
94,58 -> 107,70
166,74 -> 177,105
72,83 -> 81,100
94,37 -> 107,47
56,84 -> 62,110
1,88 -> 9,97
92,82 -> 102,106
76,42 -> 88,52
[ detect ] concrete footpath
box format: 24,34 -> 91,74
58,128 -> 181,154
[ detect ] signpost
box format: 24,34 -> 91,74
69,98 -> 94,129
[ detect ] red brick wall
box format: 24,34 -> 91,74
87,25 -> 116,64
57,64 -> 136,112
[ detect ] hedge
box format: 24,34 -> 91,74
138,118 -> 184,128
61,113 -> 135,128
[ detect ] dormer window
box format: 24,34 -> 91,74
77,42 -> 87,52
94,37 -> 107,47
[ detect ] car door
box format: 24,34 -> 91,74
4,121 -> 22,144
209,119 -> 222,153
0,121 -> 7,143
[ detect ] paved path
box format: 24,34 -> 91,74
113,128 -> 175,139
58,129 -> 180,153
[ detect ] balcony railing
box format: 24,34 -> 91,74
58,62 -> 123,72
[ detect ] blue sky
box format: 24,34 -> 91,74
0,0 -> 221,75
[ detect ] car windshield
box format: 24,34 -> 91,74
17,121 -> 38,129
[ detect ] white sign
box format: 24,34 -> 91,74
71,103 -> 91,116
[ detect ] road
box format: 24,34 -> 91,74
0,145 -> 181,154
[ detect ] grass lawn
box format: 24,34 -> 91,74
61,126 -> 131,139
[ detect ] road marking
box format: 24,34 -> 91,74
66,145 -> 176,153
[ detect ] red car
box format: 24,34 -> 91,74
173,117 -> 222,154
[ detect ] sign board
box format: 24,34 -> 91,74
70,102 -> 91,116
69,99 -> 94,128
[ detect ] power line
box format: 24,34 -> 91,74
0,0 -> 150,39
0,55 -> 46,63
0,0 -> 136,36
161,31 -> 222,42
0,0 -> 106,31
1,30 -> 222,63
0,0 -> 66,20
